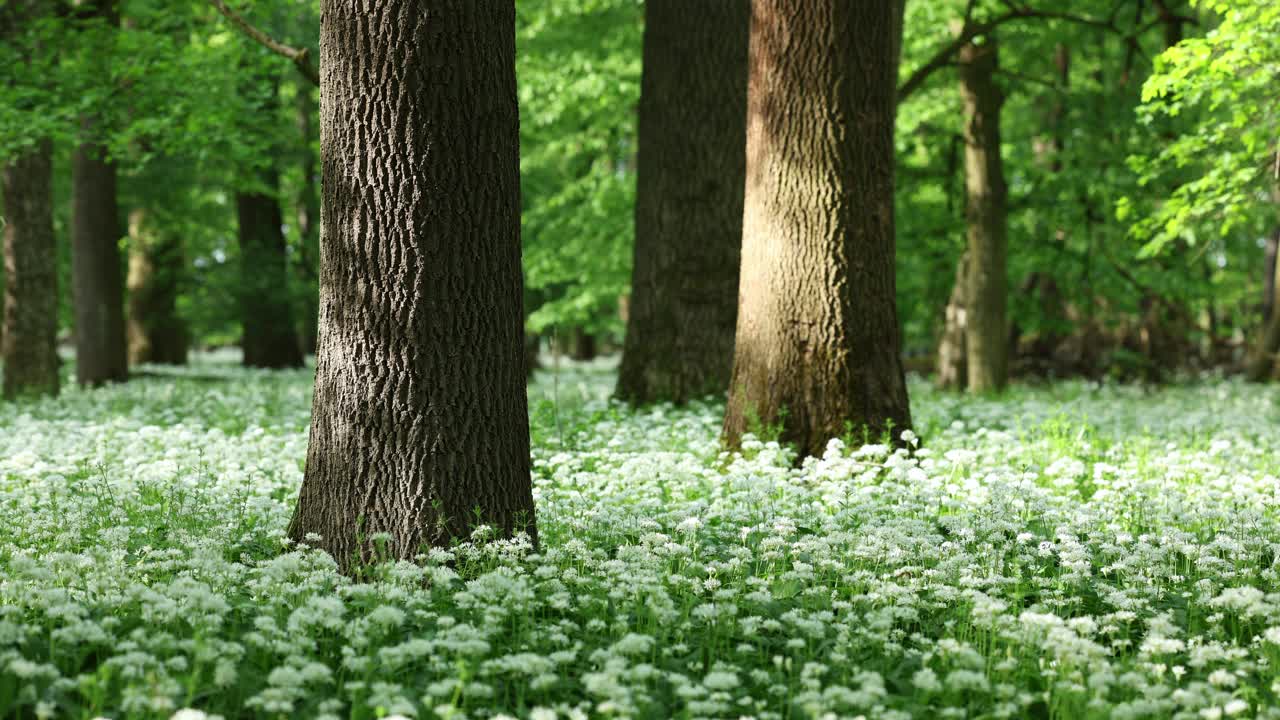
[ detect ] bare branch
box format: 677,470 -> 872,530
208,0 -> 318,86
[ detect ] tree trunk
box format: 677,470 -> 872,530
958,36 -> 1009,393
2,141 -> 60,398
569,328 -> 597,361
237,169 -> 303,369
1247,226 -> 1280,382
294,87 -> 321,356
615,0 -> 749,405
937,253 -> 968,390
288,0 -> 535,568
722,0 -> 912,457
71,120 -> 128,386
126,209 -> 189,365
1263,227 -> 1278,324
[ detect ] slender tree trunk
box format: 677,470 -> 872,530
288,0 -> 535,568
237,167 -> 303,369
958,37 -> 1008,393
72,118 -> 128,386
569,328 -> 597,361
937,253 -> 968,390
126,209 -> 188,365
615,0 -> 749,404
722,0 -> 912,457
294,87 -> 321,356
1247,225 -> 1280,381
1263,227 -> 1278,324
2,141 -> 60,398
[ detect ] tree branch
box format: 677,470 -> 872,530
208,0 -> 318,86
898,4 -> 1137,105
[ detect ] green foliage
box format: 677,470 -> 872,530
1127,0 -> 1280,256
517,0 -> 642,335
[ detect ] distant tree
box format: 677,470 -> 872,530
2,140 -> 59,398
957,35 -> 1008,392
237,171 -> 302,369
126,209 -> 189,365
71,0 -> 127,387
615,0 -> 749,405
1,2 -> 59,398
722,0 -> 912,457
288,0 -> 535,568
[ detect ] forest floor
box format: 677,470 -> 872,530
3,354 -> 1280,720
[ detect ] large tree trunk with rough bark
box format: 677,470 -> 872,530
722,0 -> 912,458
2,141 -> 60,398
615,0 -> 749,405
237,168 -> 303,369
288,0 -> 535,569
126,209 -> 189,365
72,121 -> 128,387
958,36 -> 1008,393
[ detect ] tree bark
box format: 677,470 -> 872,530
288,0 -> 535,569
126,209 -> 189,365
71,118 -> 128,386
237,168 -> 303,369
958,37 -> 1009,393
2,141 -> 60,398
722,0 -> 912,457
615,0 -> 749,405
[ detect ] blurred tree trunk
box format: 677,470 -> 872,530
937,253 -> 967,390
2,140 -> 60,398
126,209 -> 188,365
615,0 -> 749,404
288,0 -> 535,569
958,36 -> 1008,392
722,0 -> 912,457
1263,228 -> 1278,324
72,118 -> 129,386
294,87 -> 320,356
237,170 -> 303,369
1247,225 -> 1280,381
569,328 -> 596,361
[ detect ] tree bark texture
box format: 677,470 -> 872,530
126,209 -> 189,365
288,0 -> 535,568
958,37 -> 1009,393
237,169 -> 303,369
2,141 -> 60,399
615,0 -> 749,405
722,0 -> 912,457
71,119 -> 128,387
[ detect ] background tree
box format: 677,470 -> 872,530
722,0 -> 912,457
288,0 -> 535,567
71,0 -> 128,386
1,1 -> 59,398
958,34 -> 1008,392
125,205 -> 188,365
614,0 -> 749,405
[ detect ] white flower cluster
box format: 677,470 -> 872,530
1,356 -> 1279,718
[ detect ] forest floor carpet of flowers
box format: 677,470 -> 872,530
3,355 -> 1280,720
